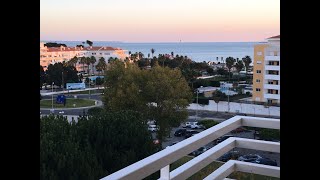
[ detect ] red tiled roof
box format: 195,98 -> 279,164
46,46 -> 123,52
267,35 -> 280,39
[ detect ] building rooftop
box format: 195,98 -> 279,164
45,46 -> 123,52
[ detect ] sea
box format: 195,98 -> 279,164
43,41 -> 258,62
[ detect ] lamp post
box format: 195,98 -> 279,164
196,86 -> 203,120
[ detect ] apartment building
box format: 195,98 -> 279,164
40,42 -> 128,71
253,35 -> 280,104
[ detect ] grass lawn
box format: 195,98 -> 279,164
40,98 -> 96,108
171,156 -> 279,180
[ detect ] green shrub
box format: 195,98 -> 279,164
198,120 -> 219,128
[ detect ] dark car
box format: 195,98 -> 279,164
189,147 -> 207,156
215,135 -> 234,144
238,154 -> 262,162
217,151 -> 240,162
254,158 -> 277,166
174,128 -> 187,137
185,130 -> 200,138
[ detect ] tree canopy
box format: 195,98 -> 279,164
40,111 -> 157,180
103,62 -> 193,142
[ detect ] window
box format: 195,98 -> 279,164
255,97 -> 260,101
257,61 -> 262,64
257,52 -> 262,56
105,53 -> 110,55
256,79 -> 260,83
256,88 -> 261,92
256,70 -> 261,73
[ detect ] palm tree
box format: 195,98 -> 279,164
96,57 -> 106,75
151,48 -> 155,58
79,56 -> 87,73
235,60 -> 244,82
171,51 -> 174,58
212,91 -> 222,113
90,56 -> 96,75
242,56 -> 252,83
226,57 -> 236,83
148,53 -> 150,59
68,56 -> 78,67
85,57 -> 91,74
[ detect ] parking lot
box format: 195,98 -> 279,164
158,122 -> 280,167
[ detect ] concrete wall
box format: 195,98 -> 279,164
187,100 -> 280,116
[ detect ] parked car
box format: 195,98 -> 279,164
190,122 -> 205,129
148,124 -> 159,132
174,128 -> 187,137
217,151 -> 240,162
254,157 -> 277,166
238,154 -> 262,162
215,135 -> 234,144
189,147 -> 207,156
185,130 -> 200,138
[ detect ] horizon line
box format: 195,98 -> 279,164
41,40 -> 265,43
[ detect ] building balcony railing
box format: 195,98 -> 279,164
264,75 -> 280,81
265,65 -> 280,71
264,84 -> 280,90
265,56 -> 280,61
101,116 -> 280,180
264,93 -> 280,100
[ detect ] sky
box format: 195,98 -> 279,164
40,0 -> 280,42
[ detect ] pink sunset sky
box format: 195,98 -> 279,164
40,0 -> 280,42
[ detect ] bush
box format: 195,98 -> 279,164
198,120 -> 219,128
258,129 -> 280,140
87,107 -> 104,116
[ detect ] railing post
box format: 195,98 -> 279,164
159,165 -> 170,180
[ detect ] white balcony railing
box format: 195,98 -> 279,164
265,74 -> 280,81
265,65 -> 280,71
264,84 -> 280,90
265,56 -> 280,61
101,116 -> 280,180
264,93 -> 280,100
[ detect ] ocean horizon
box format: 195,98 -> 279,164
41,41 -> 260,62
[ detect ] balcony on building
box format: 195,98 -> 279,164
101,116 -> 280,180
264,93 -> 280,100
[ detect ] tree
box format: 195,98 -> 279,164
80,56 -> 87,73
226,57 -> 236,82
40,111 -> 157,179
90,56 -> 97,75
86,40 -> 93,46
242,56 -> 252,82
151,48 -> 155,58
171,51 -> 174,58
40,65 -> 46,89
85,57 -> 91,74
46,62 -> 79,87
212,91 -> 223,113
234,60 -> 244,82
103,62 -> 193,144
68,56 -> 78,67
96,57 -> 106,75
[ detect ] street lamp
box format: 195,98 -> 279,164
196,86 -> 203,120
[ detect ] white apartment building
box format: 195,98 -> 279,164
40,42 -> 128,72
